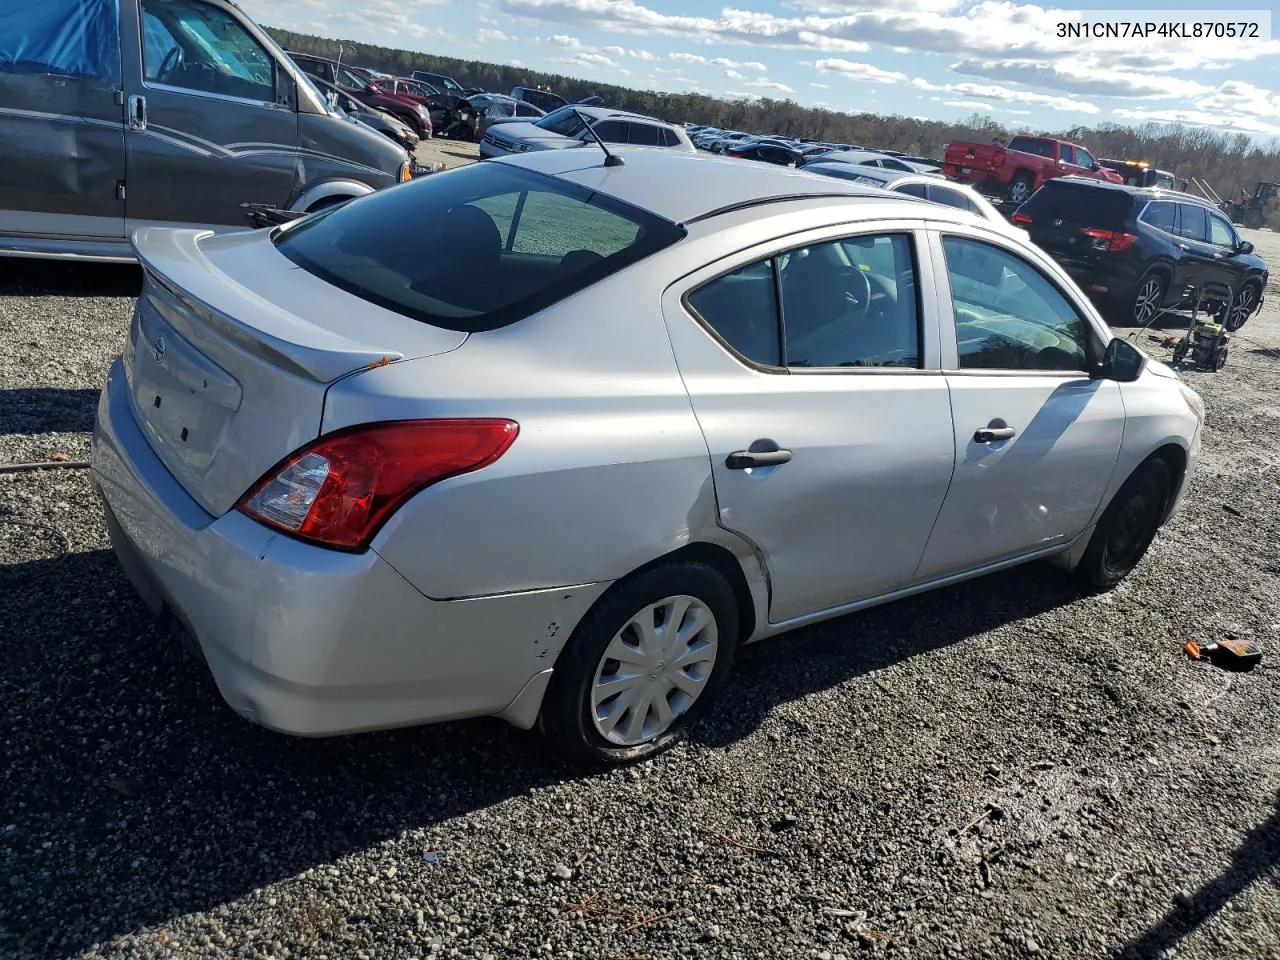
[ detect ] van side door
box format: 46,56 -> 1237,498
120,0 -> 298,229
0,0 -> 126,241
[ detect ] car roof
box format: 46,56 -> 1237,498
1043,176 -> 1218,208
494,148 -> 932,224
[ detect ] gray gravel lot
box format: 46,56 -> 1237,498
1,232 -> 1279,960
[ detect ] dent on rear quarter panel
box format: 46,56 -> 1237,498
321,267 -> 722,599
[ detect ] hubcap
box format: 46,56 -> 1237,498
1134,277 -> 1163,324
590,595 -> 718,746
1010,181 -> 1029,203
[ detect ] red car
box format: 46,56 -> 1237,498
288,53 -> 433,138
941,135 -> 1123,204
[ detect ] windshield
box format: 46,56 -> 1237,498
275,163 -> 684,333
535,106 -> 589,137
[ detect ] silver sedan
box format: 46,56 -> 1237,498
91,148 -> 1204,764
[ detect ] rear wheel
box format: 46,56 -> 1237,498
539,561 -> 739,766
1006,172 -> 1035,204
1077,457 -> 1171,589
1130,271 -> 1167,326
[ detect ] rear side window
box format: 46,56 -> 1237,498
928,184 -> 980,215
897,182 -> 928,199
1176,204 -> 1209,242
276,163 -> 683,333
1140,201 -> 1176,233
627,123 -> 663,147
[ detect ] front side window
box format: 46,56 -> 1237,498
141,0 -> 274,101
516,102 -> 540,116
276,163 -> 682,333
942,236 -> 1090,372
896,182 -> 928,199
1208,213 -> 1236,248
1075,147 -> 1095,168
1059,144 -> 1077,165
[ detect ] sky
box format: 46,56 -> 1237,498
240,0 -> 1280,138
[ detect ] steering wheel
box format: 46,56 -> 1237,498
157,45 -> 184,82
838,264 -> 874,325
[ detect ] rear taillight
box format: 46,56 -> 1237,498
1011,211 -> 1033,225
237,419 -> 518,551
1084,228 -> 1138,252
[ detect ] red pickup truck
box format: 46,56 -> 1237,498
941,135 -> 1124,204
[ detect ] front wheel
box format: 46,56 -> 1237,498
1076,457 -> 1172,589
1224,282 -> 1259,332
539,561 -> 739,766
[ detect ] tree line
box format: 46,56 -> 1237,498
267,27 -> 1280,227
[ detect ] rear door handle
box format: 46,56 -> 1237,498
974,426 -> 1016,443
726,449 -> 792,469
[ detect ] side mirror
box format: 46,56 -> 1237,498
1093,336 -> 1146,382
1238,240 -> 1255,255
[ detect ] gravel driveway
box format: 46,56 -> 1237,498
1,230 -> 1278,960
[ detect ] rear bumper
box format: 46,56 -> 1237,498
90,358 -> 609,736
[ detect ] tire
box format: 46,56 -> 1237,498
539,561 -> 740,766
1224,281 -> 1259,332
1076,457 -> 1172,590
305,195 -> 353,214
1130,270 -> 1167,327
1006,172 -> 1035,204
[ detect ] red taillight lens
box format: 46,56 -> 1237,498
1084,228 -> 1138,252
237,419 -> 518,551
1011,211 -> 1032,225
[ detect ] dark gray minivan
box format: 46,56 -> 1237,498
0,0 -> 412,262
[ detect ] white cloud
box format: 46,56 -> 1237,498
1113,106 -> 1280,137
549,33 -> 580,47
814,58 -> 906,83
507,58 -> 528,67
945,79 -> 1099,113
555,52 -> 617,68
477,28 -> 515,43
811,81 -> 830,89
1194,80 -> 1280,119
725,69 -> 744,79
669,52 -> 707,63
939,98 -> 1003,111
744,77 -> 795,93
710,56 -> 767,71
602,44 -> 656,59
950,57 -> 1213,100
725,90 -> 763,101
496,0 -> 1279,73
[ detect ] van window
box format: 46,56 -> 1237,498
275,162 -> 684,333
0,0 -> 121,82
141,0 -> 274,102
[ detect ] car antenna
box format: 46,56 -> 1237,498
572,108 -> 624,167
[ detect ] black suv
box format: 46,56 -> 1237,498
1014,177 -> 1268,330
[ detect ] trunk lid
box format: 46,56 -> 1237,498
1021,181 -> 1136,267
944,142 -> 1003,172
125,226 -> 468,516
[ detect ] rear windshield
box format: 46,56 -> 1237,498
1022,181 -> 1135,225
274,162 -> 684,333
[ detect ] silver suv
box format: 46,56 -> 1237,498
480,105 -> 695,159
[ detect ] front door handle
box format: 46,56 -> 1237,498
726,448 -> 792,469
127,94 -> 147,131
974,426 -> 1016,443
1177,242 -> 1191,251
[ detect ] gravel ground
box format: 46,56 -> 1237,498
1,228 -> 1279,960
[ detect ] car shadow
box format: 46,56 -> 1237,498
0,259 -> 141,297
1,544 -> 1083,957
0,388 -> 101,436
1112,795 -> 1279,959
